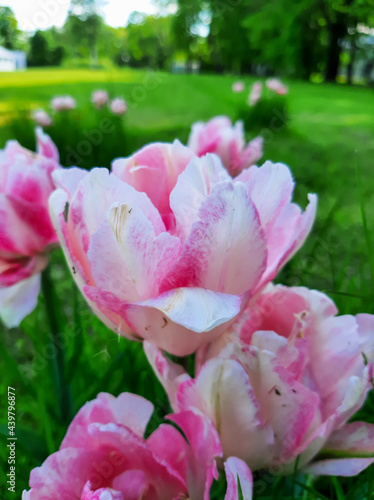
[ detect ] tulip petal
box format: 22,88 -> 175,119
356,313 -> 374,364
176,358 -> 275,469
1,193 -> 56,255
224,457 -> 253,500
81,483 -> 124,500
147,424 -> 188,483
259,193 -> 317,286
52,167 -> 89,198
323,421 -> 374,455
122,287 -> 242,355
165,181 -> 267,295
245,161 -> 295,228
168,410 -> 222,500
61,392 -> 154,450
36,127 -> 59,162
170,154 -> 230,237
0,274 -> 40,328
28,447 -> 115,499
88,203 -> 181,303
304,457 -> 374,477
88,422 -> 186,497
143,342 -> 189,410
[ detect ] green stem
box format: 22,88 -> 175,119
41,266 -> 71,423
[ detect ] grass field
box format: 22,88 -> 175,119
0,67 -> 374,498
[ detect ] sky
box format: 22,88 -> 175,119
3,0 -> 172,31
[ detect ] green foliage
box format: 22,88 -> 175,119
120,13 -> 174,70
0,6 -> 20,50
238,96 -> 289,132
0,68 -> 374,497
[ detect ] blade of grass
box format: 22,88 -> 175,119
356,158 -> 374,295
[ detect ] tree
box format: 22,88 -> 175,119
65,0 -> 105,66
0,7 -> 20,50
172,0 -> 204,70
27,31 -> 50,67
124,13 -> 174,70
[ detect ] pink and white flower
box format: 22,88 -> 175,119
110,98 -> 127,116
51,95 -> 76,111
248,82 -> 263,107
32,109 -> 53,127
0,129 -> 60,327
266,78 -> 288,96
188,116 -> 263,176
23,392 -> 252,500
145,284 -> 374,476
91,90 -> 109,109
232,81 -> 245,93
50,144 -> 316,356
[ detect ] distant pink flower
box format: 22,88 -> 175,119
146,284 -> 374,476
32,109 -> 53,127
248,82 -> 263,106
110,98 -> 127,116
232,81 -> 245,93
266,78 -> 288,95
51,95 -> 76,111
188,116 -> 263,176
0,129 -> 60,327
91,90 -> 109,109
23,392 -> 252,500
50,146 -> 316,356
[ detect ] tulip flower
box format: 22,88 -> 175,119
248,82 -> 263,107
32,109 -> 53,127
50,145 -> 316,356
51,95 -> 76,111
23,392 -> 252,500
188,116 -> 263,176
0,129 -> 60,327
266,78 -> 288,96
145,284 -> 374,476
232,81 -> 245,93
91,90 -> 109,109
110,98 -> 127,116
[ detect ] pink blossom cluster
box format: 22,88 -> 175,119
248,78 -> 288,107
91,89 -> 109,109
109,97 -> 128,116
0,114 -> 373,499
266,78 -> 288,95
32,91 -> 127,128
92,90 -> 128,116
51,95 -> 77,111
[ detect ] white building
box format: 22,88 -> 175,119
0,46 -> 27,72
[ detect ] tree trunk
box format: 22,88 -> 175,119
347,40 -> 357,85
325,21 -> 346,82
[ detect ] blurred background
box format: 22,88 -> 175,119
1,0 -> 374,80
1,1 -> 374,497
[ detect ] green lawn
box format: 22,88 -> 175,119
0,68 -> 373,498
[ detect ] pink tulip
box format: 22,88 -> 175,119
50,146 -> 316,356
0,129 -> 60,327
248,82 -> 263,107
110,98 -> 127,116
51,95 -> 76,111
146,284 -> 374,476
188,116 -> 263,176
91,90 -> 109,109
266,78 -> 288,96
32,109 -> 53,127
23,392 -> 252,499
232,81 -> 245,93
